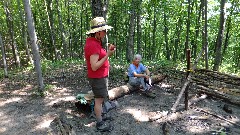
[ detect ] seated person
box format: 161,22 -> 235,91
127,54 -> 154,96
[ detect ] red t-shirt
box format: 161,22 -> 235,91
84,37 -> 109,78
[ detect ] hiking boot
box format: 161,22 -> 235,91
143,91 -> 156,98
96,121 -> 113,132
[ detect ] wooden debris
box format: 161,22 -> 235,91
196,108 -> 240,128
196,85 -> 240,105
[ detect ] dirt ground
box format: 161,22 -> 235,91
0,66 -> 240,135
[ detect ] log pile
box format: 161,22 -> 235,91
191,69 -> 240,106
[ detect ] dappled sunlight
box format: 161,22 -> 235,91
122,107 -> 149,122
36,119 -> 53,129
46,95 -> 75,106
188,125 -> 209,133
11,85 -> 33,95
160,82 -> 174,88
0,97 -> 22,107
84,121 -> 96,127
0,127 -> 7,134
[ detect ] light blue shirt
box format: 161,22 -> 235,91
128,63 -> 146,77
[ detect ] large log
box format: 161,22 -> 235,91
82,74 -> 167,101
109,75 -> 167,100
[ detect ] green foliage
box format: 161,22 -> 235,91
31,84 -> 55,97
0,0 -> 239,79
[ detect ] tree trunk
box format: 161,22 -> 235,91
56,0 -> 68,59
126,0 -> 136,62
192,0 -> 202,59
23,0 -> 44,90
223,13 -> 232,56
136,0 -> 142,55
173,17 -> 183,62
4,0 -> 21,67
163,7 -> 170,60
184,0 -> 191,59
213,0 -> 226,71
17,0 -> 33,65
45,0 -> 57,61
91,0 -> 104,17
0,34 -> 8,78
203,0 -> 209,69
152,5 -> 157,60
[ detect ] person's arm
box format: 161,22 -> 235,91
90,54 -> 108,71
145,68 -> 150,76
90,47 -> 115,71
133,72 -> 146,78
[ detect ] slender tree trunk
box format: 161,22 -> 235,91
204,0 -> 209,69
56,0 -> 68,59
136,0 -> 142,55
193,0 -> 203,59
173,17 -> 183,61
17,0 -> 33,64
4,0 -> 21,67
213,0 -> 226,71
126,0 -> 136,62
91,0 -> 104,17
184,0 -> 191,59
223,14 -> 232,56
163,8 -> 170,60
45,0 -> 57,60
23,0 -> 44,90
0,34 -> 8,78
152,6 -> 157,60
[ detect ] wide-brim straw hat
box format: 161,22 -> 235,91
86,17 -> 113,35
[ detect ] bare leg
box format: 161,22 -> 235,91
94,98 -> 104,122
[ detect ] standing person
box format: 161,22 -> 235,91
127,54 -> 156,98
84,17 -> 115,132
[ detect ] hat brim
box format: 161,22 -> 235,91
86,25 -> 113,35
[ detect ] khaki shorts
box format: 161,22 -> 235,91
88,77 -> 109,99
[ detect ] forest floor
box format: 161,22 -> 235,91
0,64 -> 240,135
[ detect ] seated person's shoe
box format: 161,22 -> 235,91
96,121 -> 113,132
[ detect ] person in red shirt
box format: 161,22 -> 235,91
84,17 -> 115,132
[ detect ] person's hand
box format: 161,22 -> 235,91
145,74 -> 150,80
107,43 -> 116,56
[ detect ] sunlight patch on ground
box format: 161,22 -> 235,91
0,97 -> 22,106
160,83 -> 173,88
46,96 -> 75,106
123,108 -> 149,122
187,126 -> 208,133
36,119 -> 53,129
84,121 -> 96,127
0,127 -> 7,134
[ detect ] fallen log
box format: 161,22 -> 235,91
81,74 -> 167,102
109,75 -> 167,100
